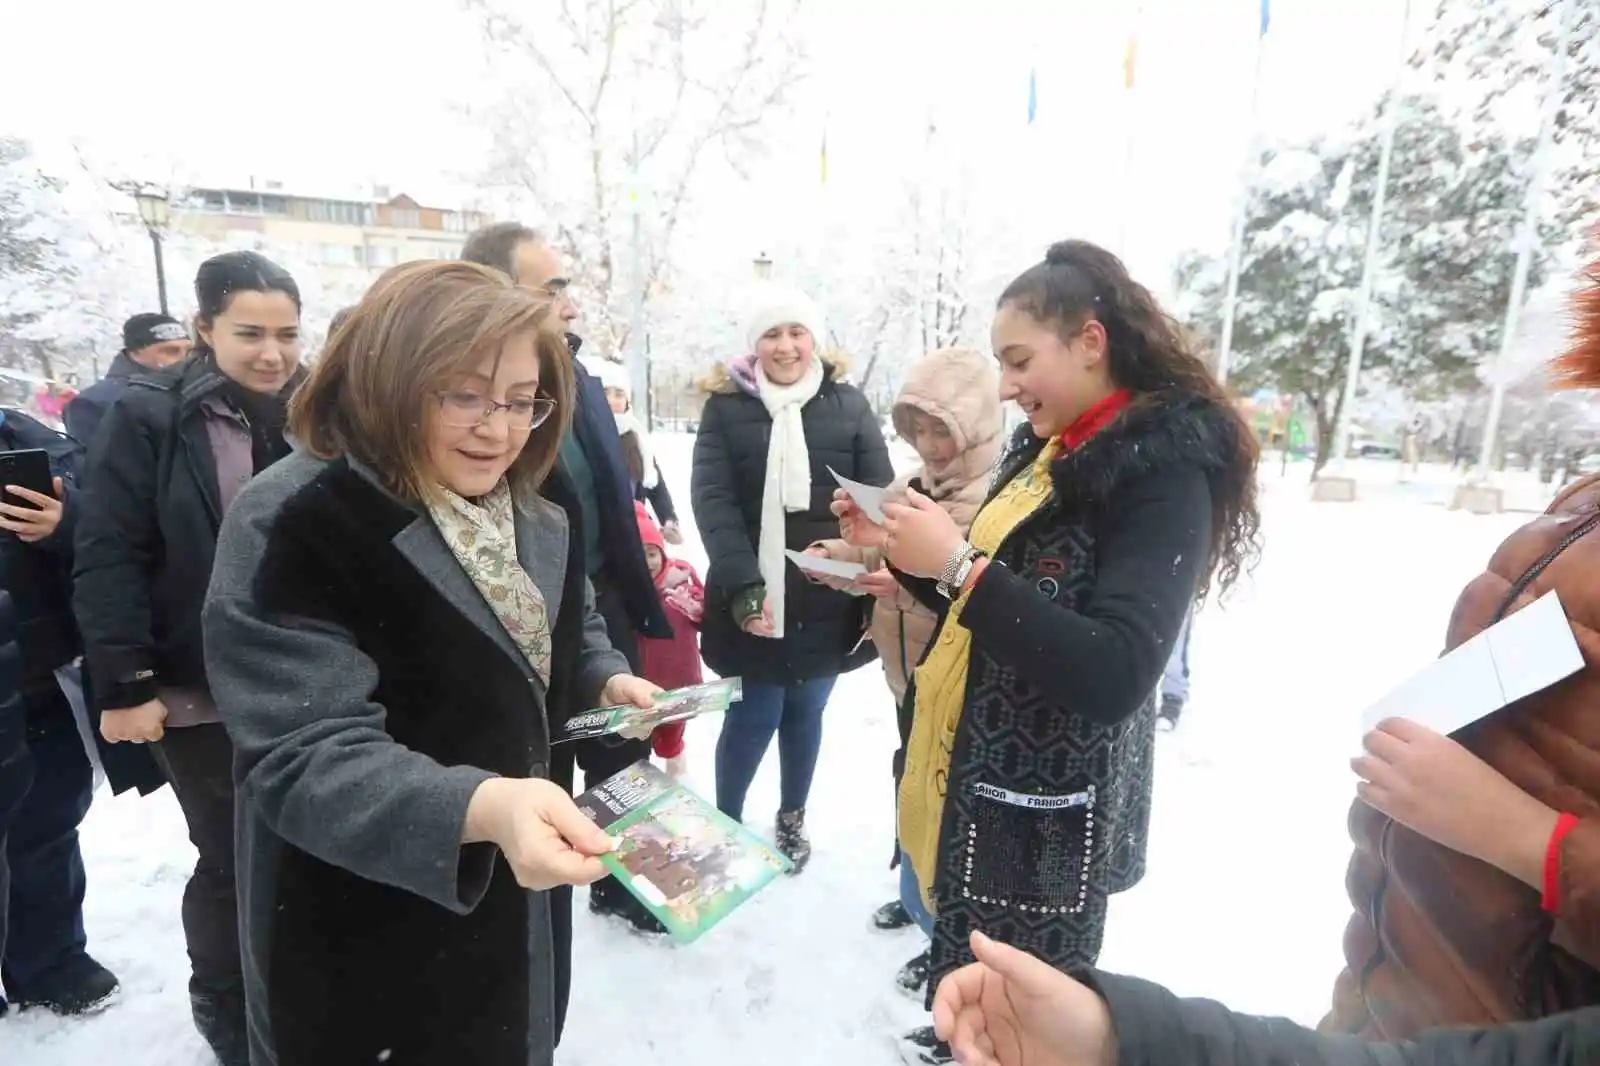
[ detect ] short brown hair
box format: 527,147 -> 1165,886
289,259 -> 575,502
461,222 -> 542,280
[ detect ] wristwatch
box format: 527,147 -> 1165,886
937,542 -> 986,600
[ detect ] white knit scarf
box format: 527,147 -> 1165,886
756,357 -> 825,639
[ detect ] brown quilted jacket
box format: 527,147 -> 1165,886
1326,257 -> 1600,1037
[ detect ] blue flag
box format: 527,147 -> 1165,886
1027,67 -> 1038,123
1259,0 -> 1270,37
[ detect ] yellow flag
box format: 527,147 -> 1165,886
820,128 -> 829,185
1123,35 -> 1137,90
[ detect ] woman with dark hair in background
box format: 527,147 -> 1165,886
836,240 -> 1261,1064
595,358 -> 683,544
72,250 -> 305,1066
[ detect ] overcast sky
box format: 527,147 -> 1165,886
5,0 -> 1415,287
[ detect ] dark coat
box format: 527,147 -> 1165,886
63,351 -> 142,449
202,451 -> 629,1066
569,359 -> 670,641
71,357 -> 296,712
690,359 -> 893,685
1088,969 -> 1600,1066
0,409 -> 163,795
893,392 -> 1233,1003
635,460 -> 678,527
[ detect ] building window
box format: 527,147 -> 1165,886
391,208 -> 421,229
366,245 -> 398,268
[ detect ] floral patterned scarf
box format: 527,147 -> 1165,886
426,480 -> 553,685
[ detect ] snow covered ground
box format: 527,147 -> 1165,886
2,433 -> 1536,1065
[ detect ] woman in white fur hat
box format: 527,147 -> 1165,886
690,282 -> 893,870
590,358 -> 683,544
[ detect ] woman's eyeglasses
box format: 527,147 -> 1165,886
435,390 -> 557,431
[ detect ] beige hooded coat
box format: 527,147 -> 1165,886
816,347 -> 1004,703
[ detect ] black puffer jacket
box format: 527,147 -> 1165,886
0,409 -> 164,794
691,357 -> 893,685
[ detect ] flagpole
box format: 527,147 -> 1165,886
1213,8 -> 1269,387
1117,8 -> 1143,259
1470,0 -> 1572,492
1323,0 -> 1412,485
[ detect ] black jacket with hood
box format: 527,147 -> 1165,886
73,356 -> 300,713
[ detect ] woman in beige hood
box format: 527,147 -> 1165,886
807,346 -> 1003,974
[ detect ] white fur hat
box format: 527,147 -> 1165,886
740,282 -> 827,355
585,357 -> 631,396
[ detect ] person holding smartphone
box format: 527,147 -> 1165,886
0,407 -> 148,1018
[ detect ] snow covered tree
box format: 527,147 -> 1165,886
1177,94 -> 1545,476
1412,0 -> 1598,239
464,0 -> 805,358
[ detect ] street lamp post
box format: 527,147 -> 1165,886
753,252 -> 773,280
130,187 -> 173,315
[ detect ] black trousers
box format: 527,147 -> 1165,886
0,683 -> 95,995
150,722 -> 241,995
550,575 -> 649,1045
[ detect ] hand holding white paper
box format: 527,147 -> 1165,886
828,466 -> 888,524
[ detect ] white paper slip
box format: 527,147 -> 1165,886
785,549 -> 866,580
1359,590 -> 1584,738
828,467 -> 888,524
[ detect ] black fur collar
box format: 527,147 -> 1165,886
994,390 -> 1240,514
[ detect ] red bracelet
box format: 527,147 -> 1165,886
1542,812 -> 1580,914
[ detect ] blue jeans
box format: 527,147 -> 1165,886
714,677 -> 836,822
898,852 -> 935,937
1161,610 -> 1192,705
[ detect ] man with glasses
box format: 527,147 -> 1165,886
462,222 -> 674,1029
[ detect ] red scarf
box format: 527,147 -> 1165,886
1058,388 -> 1133,451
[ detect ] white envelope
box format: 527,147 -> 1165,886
785,549 -> 866,580
828,466 -> 888,524
1359,590 -> 1584,738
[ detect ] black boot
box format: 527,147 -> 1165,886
896,949 -> 930,999
12,953 -> 120,1016
191,980 -> 250,1066
1158,694 -> 1184,731
898,1025 -> 953,1065
775,809 -> 811,873
588,877 -> 667,936
872,899 -> 914,931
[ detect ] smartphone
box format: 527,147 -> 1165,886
0,449 -> 55,511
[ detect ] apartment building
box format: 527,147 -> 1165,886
171,180 -> 492,281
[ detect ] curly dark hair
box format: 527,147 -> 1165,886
999,239 -> 1262,597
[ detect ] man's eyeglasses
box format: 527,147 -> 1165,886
435,391 -> 557,431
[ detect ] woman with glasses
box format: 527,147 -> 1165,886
74,250 -> 306,1066
201,260 -> 658,1066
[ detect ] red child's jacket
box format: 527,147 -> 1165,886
639,557 -> 705,692
633,500 -> 705,693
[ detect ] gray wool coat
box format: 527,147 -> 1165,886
202,449 -> 628,1066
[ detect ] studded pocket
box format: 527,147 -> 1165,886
961,782 -> 1095,915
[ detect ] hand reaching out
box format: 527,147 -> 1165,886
933,931 -> 1117,1066
463,778 -> 616,891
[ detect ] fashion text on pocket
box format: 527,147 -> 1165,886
961,782 -> 1095,915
